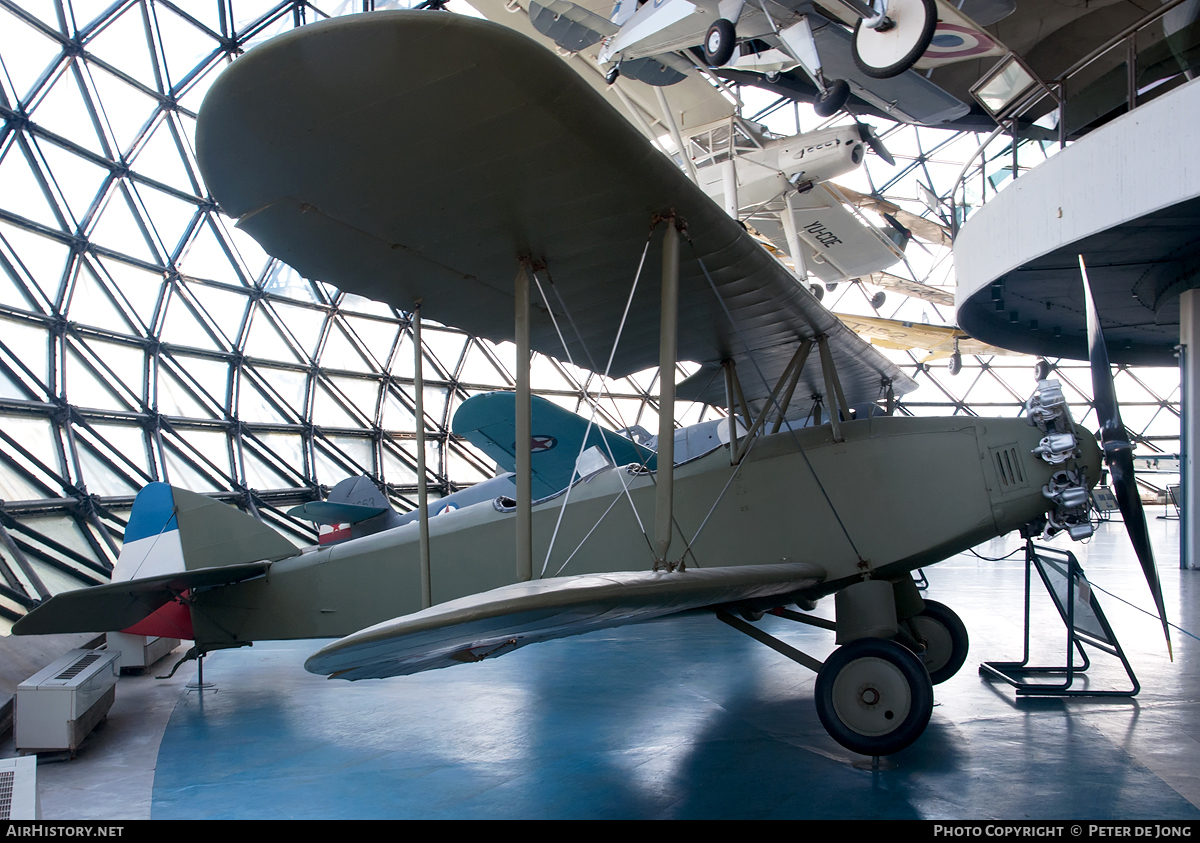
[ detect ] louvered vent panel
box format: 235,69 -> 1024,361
0,770 -> 13,820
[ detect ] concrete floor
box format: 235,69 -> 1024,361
4,511 -> 1199,820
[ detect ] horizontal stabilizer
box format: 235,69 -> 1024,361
287,500 -> 387,526
12,561 -> 271,636
305,562 -> 824,680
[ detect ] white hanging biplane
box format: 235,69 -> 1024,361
521,0 -> 1005,119
16,11 -> 1151,758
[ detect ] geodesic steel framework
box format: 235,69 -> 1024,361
0,0 -> 1182,630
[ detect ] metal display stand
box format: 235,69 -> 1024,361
980,540 -> 1139,696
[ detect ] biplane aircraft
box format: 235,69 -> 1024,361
518,0 -> 1001,121
13,11 -> 1168,758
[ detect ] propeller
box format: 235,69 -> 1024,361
855,122 -> 895,166
1079,254 -> 1172,659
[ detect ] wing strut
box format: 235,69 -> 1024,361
414,301 -> 432,607
655,219 -> 680,567
516,263 -> 533,582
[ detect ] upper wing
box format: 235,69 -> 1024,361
196,11 -> 916,422
304,562 -> 824,680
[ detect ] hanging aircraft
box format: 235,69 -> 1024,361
12,11 -> 1168,757
511,0 -> 1002,122
835,313 -> 1024,374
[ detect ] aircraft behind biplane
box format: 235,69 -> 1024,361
13,11 -> 1169,758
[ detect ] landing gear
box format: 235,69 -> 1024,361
851,0 -> 937,79
605,64 -> 620,85
814,637 -> 933,756
813,78 -> 850,118
908,600 -> 969,685
703,19 -> 736,66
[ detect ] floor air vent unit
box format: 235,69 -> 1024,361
16,648 -> 120,756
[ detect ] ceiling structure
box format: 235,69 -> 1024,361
0,0 -> 1182,631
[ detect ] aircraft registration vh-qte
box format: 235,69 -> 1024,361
13,11 -> 1167,757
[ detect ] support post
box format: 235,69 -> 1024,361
656,222 -> 680,565
782,191 -> 808,281
413,303 -> 432,608
817,336 -> 844,442
723,360 -> 739,464
515,265 -> 533,582
1180,289 -> 1200,570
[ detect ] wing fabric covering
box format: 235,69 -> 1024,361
305,562 -> 825,680
195,11 -> 915,424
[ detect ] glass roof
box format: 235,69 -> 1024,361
0,0 -> 1180,632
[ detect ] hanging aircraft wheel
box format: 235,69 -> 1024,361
703,19 -> 737,67
813,79 -> 850,118
852,0 -> 937,79
908,600 -> 969,685
815,638 -> 933,756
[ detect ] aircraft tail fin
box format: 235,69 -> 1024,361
13,483 -> 296,637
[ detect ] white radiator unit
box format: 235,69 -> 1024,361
107,631 -> 180,673
0,756 -> 39,819
16,649 -> 120,756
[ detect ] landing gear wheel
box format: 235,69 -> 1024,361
852,0 -> 937,79
813,79 -> 850,118
703,19 -> 736,67
605,65 -> 620,85
909,599 -> 969,685
815,637 -> 933,756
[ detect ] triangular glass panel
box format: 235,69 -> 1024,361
130,116 -> 197,195
30,61 -> 107,157
160,440 -> 221,492
529,353 -> 577,393
88,422 -> 152,478
445,441 -> 493,485
243,305 -> 303,363
343,315 -> 398,369
175,426 -> 231,477
75,336 -> 144,406
152,3 -> 221,94
420,328 -> 468,379
163,353 -> 229,412
251,365 -> 309,418
178,217 -> 243,286
0,414 -> 60,479
324,434 -> 375,476
237,375 -> 289,425
156,364 -> 215,419
132,180 -> 198,261
85,3 -> 161,92
0,251 -> 38,311
240,11 -> 294,52
0,461 -> 54,509
32,136 -> 111,230
89,184 -> 158,263
0,8 -> 62,108
95,255 -> 164,329
184,280 -> 248,347
262,261 -> 318,303
312,380 -> 362,429
381,389 -> 416,433
0,141 -> 64,230
268,300 -> 325,358
0,363 -> 34,400
240,444 -> 294,491
320,321 -> 372,373
390,330 -> 415,380
67,262 -> 134,334
64,345 -> 127,411
326,375 -> 381,422
381,443 -> 417,486
86,64 -> 161,159
248,431 -> 307,483
0,222 -> 67,307
176,56 -> 229,115
421,386 -> 449,429
0,315 -> 50,392
456,340 -> 510,388
75,440 -> 140,496
159,287 -> 221,351
69,1 -> 124,36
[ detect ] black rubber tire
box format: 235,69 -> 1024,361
909,599 -> 969,685
815,637 -> 933,756
703,19 -> 736,67
813,79 -> 850,118
851,0 -> 937,79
